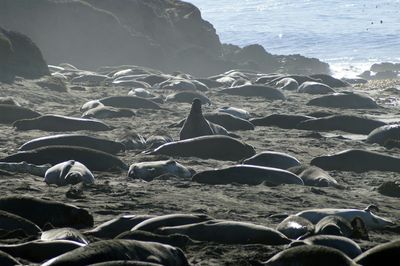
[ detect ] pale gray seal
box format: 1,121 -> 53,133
0,104 -> 41,124
192,165 -> 304,186
310,149 -> 400,173
243,151 -> 301,170
19,134 -> 126,155
0,196 -> 93,229
297,115 -> 386,134
147,135 -> 256,161
127,88 -> 154,98
128,160 -> 193,181
82,106 -> 135,119
297,81 -> 336,94
288,166 -> 341,188
295,205 -> 394,230
263,245 -> 358,265
41,240 -> 189,266
1,145 -> 128,172
307,92 -> 379,109
13,115 -> 112,131
41,227 -> 88,245
44,160 -> 95,186
217,106 -> 251,120
276,215 -> 315,239
220,85 -> 286,100
275,77 -> 299,91
158,220 -> 291,245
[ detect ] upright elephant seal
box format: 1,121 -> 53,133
128,160 -> 193,181
263,245 -> 358,266
45,160 -> 95,186
1,145 -> 128,171
192,165 -> 304,186
295,205 -> 394,230
220,85 -> 286,100
297,115 -> 386,134
158,220 -> 291,245
179,99 -> 230,140
41,240 -> 189,266
243,151 -> 301,170
310,149 -> 400,173
366,124 -> 400,145
307,92 -> 379,109
354,239 -> 400,266
147,135 -> 256,161
0,196 -> 93,229
13,115 -> 112,131
19,134 -> 125,155
0,104 -> 41,124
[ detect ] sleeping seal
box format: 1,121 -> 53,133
243,151 -> 301,170
44,160 -> 95,186
307,92 -> 379,109
220,85 -> 286,100
128,160 -> 193,181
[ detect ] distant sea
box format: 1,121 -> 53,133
187,0 -> 400,77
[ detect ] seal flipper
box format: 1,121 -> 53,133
60,160 -> 75,179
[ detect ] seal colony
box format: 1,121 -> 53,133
1,8 -> 400,264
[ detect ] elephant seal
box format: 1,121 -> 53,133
314,215 -> 369,240
165,91 -> 211,105
307,92 -> 379,109
82,106 -> 135,119
0,196 -> 93,229
13,115 -> 112,131
289,235 -> 362,259
297,115 -> 386,134
220,85 -> 286,100
1,145 -> 128,171
132,214 -> 212,233
377,181 -> 400,197
0,161 -> 50,176
128,160 -> 193,181
275,77 -> 298,91
45,160 -> 95,186
288,166 -> 341,188
310,74 -> 350,88
217,106 -> 251,120
128,88 -> 154,98
264,245 -> 358,265
0,104 -> 41,124
0,210 -> 41,235
297,81 -> 336,94
89,261 -> 162,266
115,230 -> 192,248
0,240 -> 85,263
250,114 -> 315,129
147,135 -> 256,161
159,79 -> 197,91
41,240 -> 189,266
84,215 -> 155,239
41,228 -> 88,245
19,134 -> 125,155
179,99 -> 230,140
354,239 -> 400,266
192,165 -> 304,186
295,205 -> 394,229
366,124 -> 400,145
276,215 -> 315,239
146,133 -> 174,149
81,96 -> 161,111
310,149 -> 400,173
158,220 -> 291,245
243,151 -> 301,170
0,250 -> 20,266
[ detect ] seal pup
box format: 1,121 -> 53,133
13,115 -> 112,131
307,92 -> 379,109
147,135 -> 256,161
179,99 -> 230,140
41,240 -> 189,266
158,220 -> 291,245
0,104 -> 41,124
192,165 -> 304,186
219,85 -> 286,100
0,196 -> 93,229
1,145 -> 128,172
82,106 -> 135,119
128,160 -> 193,181
217,106 -> 251,120
45,160 -> 95,186
354,239 -> 400,266
297,115 -> 386,134
288,166 -> 342,188
84,214 -> 155,239
115,230 -> 192,249
310,149 -> 400,173
295,205 -> 394,230
243,151 -> 301,170
41,228 -> 88,245
19,134 -> 125,155
297,81 -> 336,94
263,245 -> 358,266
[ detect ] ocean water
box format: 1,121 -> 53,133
187,0 -> 400,77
